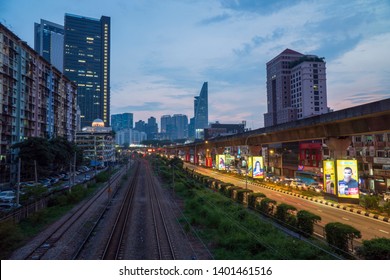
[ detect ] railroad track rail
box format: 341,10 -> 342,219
100,161 -> 140,260
145,161 -> 177,259
23,166 -> 127,260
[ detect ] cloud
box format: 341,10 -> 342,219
220,0 -> 302,15
327,33 -> 390,110
198,13 -> 231,25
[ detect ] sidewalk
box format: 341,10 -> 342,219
249,179 -> 390,223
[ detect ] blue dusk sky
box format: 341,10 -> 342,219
1,0 -> 390,129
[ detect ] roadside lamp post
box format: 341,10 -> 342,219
268,149 -> 274,173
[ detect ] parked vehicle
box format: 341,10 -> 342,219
0,202 -> 21,212
0,190 -> 16,203
309,182 -> 323,193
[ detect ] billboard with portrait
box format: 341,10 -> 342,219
336,160 -> 359,198
252,156 -> 264,179
323,160 -> 336,195
216,155 -> 226,170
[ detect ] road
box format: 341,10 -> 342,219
186,164 -> 390,243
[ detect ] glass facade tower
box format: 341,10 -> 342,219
34,19 -> 64,71
194,82 -> 208,139
64,14 -> 110,128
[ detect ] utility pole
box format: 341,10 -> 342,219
16,158 -> 21,205
34,160 -> 38,183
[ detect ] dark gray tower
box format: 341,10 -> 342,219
64,14 -> 111,128
194,82 -> 208,139
34,19 -> 64,71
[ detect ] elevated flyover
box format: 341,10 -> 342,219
210,98 -> 390,147
167,98 -> 390,154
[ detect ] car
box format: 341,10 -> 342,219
0,202 -> 21,212
359,188 -> 374,196
0,190 -> 16,203
309,182 -> 323,192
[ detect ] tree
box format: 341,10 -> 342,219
297,210 -> 321,236
50,137 -> 83,172
325,222 -> 361,254
12,137 -> 53,179
356,238 -> 390,260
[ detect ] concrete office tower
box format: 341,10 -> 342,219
111,113 -> 133,132
34,19 -> 64,71
194,82 -> 209,139
64,14 -> 111,128
264,49 -> 328,127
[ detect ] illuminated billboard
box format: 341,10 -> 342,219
252,156 -> 264,179
247,156 -> 253,177
336,160 -> 359,199
216,155 -> 226,170
323,160 -> 336,195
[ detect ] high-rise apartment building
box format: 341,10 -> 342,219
264,49 -> 328,127
146,117 -> 158,140
0,23 -> 78,184
193,82 -> 208,139
172,114 -> 188,140
34,19 -> 64,71
64,14 -> 110,128
160,114 -> 188,140
111,113 -> 133,132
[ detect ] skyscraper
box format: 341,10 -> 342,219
111,113 -> 133,132
194,82 -> 208,139
264,49 -> 328,127
34,19 -> 64,71
64,14 -> 110,128
171,114 -> 189,140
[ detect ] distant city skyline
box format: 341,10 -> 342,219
2,0 -> 390,129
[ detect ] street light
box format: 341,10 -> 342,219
268,149 -> 274,173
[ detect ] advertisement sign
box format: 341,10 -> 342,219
216,155 -> 226,170
323,160 -> 336,195
336,160 -> 359,198
252,156 -> 264,179
247,156 -> 253,177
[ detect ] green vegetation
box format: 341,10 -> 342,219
356,238 -> 390,260
325,222 -> 361,257
0,167 -> 123,260
150,155 -> 338,259
11,136 -> 83,180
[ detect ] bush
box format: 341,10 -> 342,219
258,197 -> 277,215
360,195 -> 380,210
383,201 -> 390,215
325,222 -> 361,254
297,210 -> 321,236
356,238 -> 390,260
0,221 -> 24,259
275,203 -> 297,225
248,192 -> 266,208
236,189 -> 253,204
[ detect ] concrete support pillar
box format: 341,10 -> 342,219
326,137 -> 352,159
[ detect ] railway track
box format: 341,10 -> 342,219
100,161 -> 140,259
23,166 -> 127,260
145,161 -> 177,259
